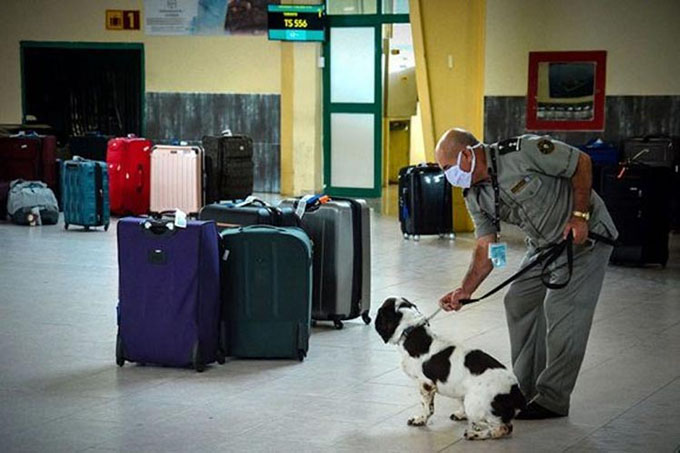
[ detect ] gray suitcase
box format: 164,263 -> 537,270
280,197 -> 371,329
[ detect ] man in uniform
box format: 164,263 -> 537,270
435,128 -> 618,419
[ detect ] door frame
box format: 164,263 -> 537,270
322,4 -> 408,198
20,41 -> 146,135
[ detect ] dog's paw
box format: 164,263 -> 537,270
450,411 -> 467,422
464,429 -> 486,441
407,415 -> 428,426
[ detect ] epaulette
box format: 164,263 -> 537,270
496,137 -> 521,155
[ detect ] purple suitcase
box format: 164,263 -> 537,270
116,216 -> 224,371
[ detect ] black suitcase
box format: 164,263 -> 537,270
601,165 -> 671,267
69,132 -> 110,162
202,133 -> 254,203
198,197 -> 299,229
398,163 -> 454,240
622,136 -> 680,231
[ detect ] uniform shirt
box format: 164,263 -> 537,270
464,134 -> 619,248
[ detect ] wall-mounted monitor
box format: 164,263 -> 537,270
267,4 -> 325,42
527,51 -> 607,131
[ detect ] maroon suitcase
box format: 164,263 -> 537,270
0,135 -> 57,191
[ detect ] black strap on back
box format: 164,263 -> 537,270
95,163 -> 103,223
488,145 -> 502,240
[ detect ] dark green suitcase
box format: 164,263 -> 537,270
220,225 -> 312,361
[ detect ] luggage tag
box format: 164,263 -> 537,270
488,242 -> 507,268
295,194 -> 315,219
174,209 -> 187,229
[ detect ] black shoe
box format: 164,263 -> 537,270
515,402 -> 566,420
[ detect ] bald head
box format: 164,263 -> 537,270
435,128 -> 479,165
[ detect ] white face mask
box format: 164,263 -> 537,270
444,145 -> 478,188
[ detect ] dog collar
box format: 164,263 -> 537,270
399,307 -> 443,342
400,322 -> 427,342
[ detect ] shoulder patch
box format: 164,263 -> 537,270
422,346 -> 456,383
464,349 -> 505,375
537,139 -> 555,154
497,137 -> 521,155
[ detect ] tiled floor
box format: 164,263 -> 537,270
1,203 -> 679,452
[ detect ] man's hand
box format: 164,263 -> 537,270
439,288 -> 471,312
563,216 -> 589,244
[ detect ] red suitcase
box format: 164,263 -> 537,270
106,135 -> 152,215
0,134 -> 57,191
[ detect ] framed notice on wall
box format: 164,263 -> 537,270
144,0 -> 281,36
527,51 -> 607,131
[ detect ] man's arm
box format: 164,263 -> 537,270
563,152 -> 592,244
461,234 -> 495,294
440,234 -> 495,311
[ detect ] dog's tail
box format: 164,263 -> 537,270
492,383 -> 527,423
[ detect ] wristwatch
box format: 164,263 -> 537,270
572,210 -> 590,221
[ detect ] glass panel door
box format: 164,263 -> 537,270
324,24 -> 381,197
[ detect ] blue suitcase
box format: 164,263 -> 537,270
116,216 -> 224,371
220,225 -> 312,361
61,157 -> 110,231
579,138 -> 620,165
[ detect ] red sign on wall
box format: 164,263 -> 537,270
106,10 -> 141,31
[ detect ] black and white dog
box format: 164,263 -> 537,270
375,297 -> 526,440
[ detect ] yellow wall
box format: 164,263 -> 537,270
0,0 -> 281,123
279,0 -> 323,196
411,0 -> 485,231
485,0 -> 680,96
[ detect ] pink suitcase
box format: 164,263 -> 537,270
150,145 -> 204,214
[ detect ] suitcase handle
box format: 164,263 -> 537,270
142,218 -> 177,236
235,196 -> 269,208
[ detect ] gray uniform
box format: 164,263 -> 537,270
465,134 -> 618,415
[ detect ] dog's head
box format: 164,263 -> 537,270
375,297 -> 422,344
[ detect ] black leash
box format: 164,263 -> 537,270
459,232 -> 577,305
459,231 -> 618,306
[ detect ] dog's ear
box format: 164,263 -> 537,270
375,298 -> 402,343
398,298 -> 415,309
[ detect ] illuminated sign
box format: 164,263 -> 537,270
267,4 -> 325,42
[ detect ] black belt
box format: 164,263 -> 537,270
459,231 -> 617,305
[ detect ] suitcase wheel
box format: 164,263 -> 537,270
448,233 -> 456,241
413,235 -> 421,242
403,233 -> 410,240
115,335 -> 125,367
192,342 -> 205,373
361,311 -> 371,325
333,319 -> 344,330
84,226 -> 90,232
64,223 -> 69,230
297,349 -> 306,362
104,223 -> 110,232
216,348 -> 226,365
